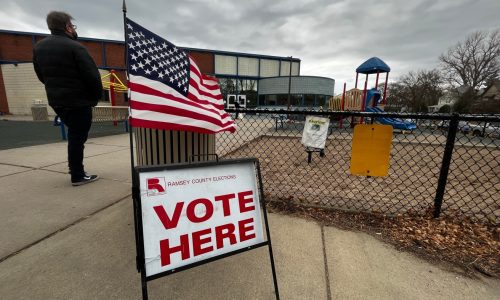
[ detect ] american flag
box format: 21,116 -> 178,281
125,18 -> 236,133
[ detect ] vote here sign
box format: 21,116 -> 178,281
138,161 -> 265,277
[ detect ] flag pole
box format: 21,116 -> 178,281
122,0 -> 135,175
122,2 -> 149,300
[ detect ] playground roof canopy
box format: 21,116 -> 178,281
356,57 -> 391,74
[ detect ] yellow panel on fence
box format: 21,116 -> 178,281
350,124 -> 393,177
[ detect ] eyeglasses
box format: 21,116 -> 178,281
68,24 -> 77,30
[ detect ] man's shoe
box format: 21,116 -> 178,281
72,174 -> 99,186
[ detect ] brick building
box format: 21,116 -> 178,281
0,29 -> 335,116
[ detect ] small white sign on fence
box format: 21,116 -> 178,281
301,115 -> 330,149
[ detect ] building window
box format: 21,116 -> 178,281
304,94 -> 315,107
218,78 -> 237,105
277,94 -> 288,106
280,61 -> 291,76
215,55 -> 237,75
266,95 -> 277,106
237,79 -> 258,108
238,57 -> 259,77
260,59 -> 279,77
291,95 -> 302,107
317,95 -> 327,108
259,95 -> 266,106
291,62 -> 300,76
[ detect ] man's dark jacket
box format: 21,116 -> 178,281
33,31 -> 103,108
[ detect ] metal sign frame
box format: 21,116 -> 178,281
132,158 -> 279,299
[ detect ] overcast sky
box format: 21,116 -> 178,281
0,0 -> 498,92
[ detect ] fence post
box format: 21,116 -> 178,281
433,113 -> 459,218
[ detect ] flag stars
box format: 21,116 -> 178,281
126,23 -> 192,96
127,23 -> 133,30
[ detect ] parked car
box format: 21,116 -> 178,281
458,121 -> 471,134
438,121 -> 472,135
437,120 -> 449,130
469,122 -> 500,138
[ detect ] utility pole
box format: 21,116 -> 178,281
287,56 -> 293,110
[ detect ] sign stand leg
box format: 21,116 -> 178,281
256,160 -> 280,300
141,271 -> 149,300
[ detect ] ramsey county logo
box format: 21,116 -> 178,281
146,177 -> 166,196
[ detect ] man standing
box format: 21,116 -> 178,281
33,11 -> 102,186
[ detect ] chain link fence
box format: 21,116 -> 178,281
216,109 -> 499,225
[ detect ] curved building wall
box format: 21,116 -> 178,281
259,76 -> 335,96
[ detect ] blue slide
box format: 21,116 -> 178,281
364,88 -> 416,131
366,106 -> 417,130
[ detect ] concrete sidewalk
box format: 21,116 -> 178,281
0,134 -> 498,299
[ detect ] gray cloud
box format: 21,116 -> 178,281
0,0 -> 498,92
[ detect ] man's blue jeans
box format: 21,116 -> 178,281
52,106 -> 92,180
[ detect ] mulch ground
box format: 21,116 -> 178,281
267,200 -> 500,278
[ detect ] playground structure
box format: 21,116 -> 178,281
328,57 -> 416,131
100,70 -> 128,126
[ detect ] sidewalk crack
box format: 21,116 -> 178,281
321,225 -> 332,300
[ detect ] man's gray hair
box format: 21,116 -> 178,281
46,11 -> 74,31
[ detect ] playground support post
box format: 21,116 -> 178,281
382,72 -> 389,104
373,71 -> 380,108
360,77 -> 368,124
340,82 -> 346,129
354,73 -> 359,89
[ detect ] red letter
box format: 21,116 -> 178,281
215,223 -> 236,249
159,234 -> 190,266
186,198 -> 213,223
238,218 -> 256,242
238,191 -> 255,213
214,193 -> 236,216
147,178 -> 165,192
192,228 -> 213,256
153,203 -> 184,230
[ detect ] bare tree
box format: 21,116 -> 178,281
439,29 -> 500,89
387,70 -> 443,112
